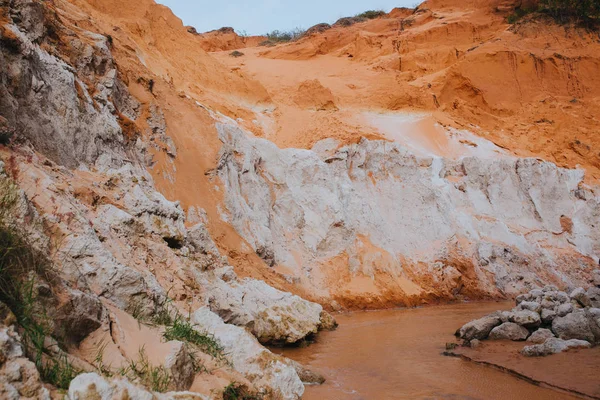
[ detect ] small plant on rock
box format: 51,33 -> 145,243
356,10 -> 386,19
163,316 -> 226,361
222,382 -> 262,400
120,347 -> 172,393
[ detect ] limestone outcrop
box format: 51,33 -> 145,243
205,277 -> 324,345
217,122 -> 600,306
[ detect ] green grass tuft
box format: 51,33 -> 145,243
356,10 -> 386,19
163,317 -> 225,361
120,347 -> 172,393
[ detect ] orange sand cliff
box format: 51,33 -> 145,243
52,0 -> 600,306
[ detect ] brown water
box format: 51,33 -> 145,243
273,302 -> 580,400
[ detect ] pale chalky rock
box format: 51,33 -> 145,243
570,288 -> 591,308
488,322 -> 529,341
206,278 -> 325,344
191,307 -> 304,399
587,287 -> 600,308
557,303 -> 573,317
68,373 -> 209,400
509,310 -> 541,328
0,325 -> 50,400
216,123 -> 600,305
458,315 -> 501,340
527,328 -> 555,344
552,310 -> 595,342
521,338 -> 591,357
518,301 -> 541,313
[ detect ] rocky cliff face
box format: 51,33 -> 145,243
0,0 -> 599,397
216,121 -> 599,308
0,0 -> 328,398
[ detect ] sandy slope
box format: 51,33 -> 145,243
210,0 -> 600,180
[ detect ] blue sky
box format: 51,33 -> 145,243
157,1 -> 417,36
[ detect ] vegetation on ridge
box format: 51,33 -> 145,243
508,0 -> 600,28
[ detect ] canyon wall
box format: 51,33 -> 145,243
1,0 -> 599,397
216,122 -> 600,309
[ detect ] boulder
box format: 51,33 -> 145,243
318,311 -> 338,331
515,293 -> 532,305
287,360 -> 325,385
541,308 -> 557,323
591,270 -> 600,287
570,287 -> 591,308
587,287 -> 600,308
509,310 -> 541,328
552,310 -> 595,342
543,291 -> 569,304
191,307 -> 304,399
498,310 -> 513,323
543,285 -> 559,293
458,315 -> 502,340
540,299 -> 555,310
206,278 -> 324,345
585,308 -> 600,342
529,289 -> 544,299
556,303 -> 573,317
164,342 -> 195,391
518,301 -> 541,313
488,322 -> 529,341
521,338 -> 591,357
527,328 -> 555,344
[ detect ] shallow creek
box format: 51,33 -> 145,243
272,302 -> 579,400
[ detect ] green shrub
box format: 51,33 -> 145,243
356,10 -> 386,19
259,28 -> 305,46
229,51 -> 245,58
507,0 -> 600,28
540,0 -> 600,26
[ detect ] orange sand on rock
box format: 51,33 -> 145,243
52,0 -> 600,308
210,0 -> 600,179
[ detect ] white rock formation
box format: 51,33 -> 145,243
216,123 -> 600,302
68,373 -> 209,400
205,277 -> 324,344
191,307 -> 304,399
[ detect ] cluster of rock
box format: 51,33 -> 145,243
457,275 -> 600,356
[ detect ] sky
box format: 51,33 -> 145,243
157,0 -> 417,36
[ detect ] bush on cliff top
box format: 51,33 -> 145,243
259,28 -> 305,46
508,0 -> 600,28
356,10 -> 386,19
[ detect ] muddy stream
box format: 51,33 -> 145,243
272,302 -> 581,400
